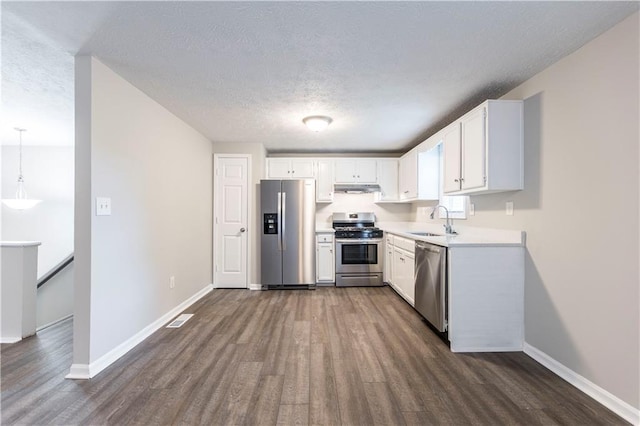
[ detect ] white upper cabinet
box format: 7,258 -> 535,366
417,141 -> 440,200
399,148 -> 418,200
375,159 -> 399,201
442,122 -> 463,193
316,160 -> 334,203
267,158 -> 315,179
443,100 -> 523,195
335,159 -> 377,183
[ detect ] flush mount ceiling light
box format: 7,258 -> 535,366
302,115 -> 333,132
2,128 -> 41,210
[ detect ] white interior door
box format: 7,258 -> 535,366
214,155 -> 250,288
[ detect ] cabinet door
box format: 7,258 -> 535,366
356,159 -> 378,183
385,246 -> 394,284
461,106 -> 486,191
267,159 -> 291,179
316,242 -> 335,283
392,247 -> 404,293
442,123 -> 462,193
316,160 -> 334,202
291,159 -> 315,179
399,149 -> 417,199
403,251 -> 415,305
377,160 -> 398,201
334,160 -> 357,183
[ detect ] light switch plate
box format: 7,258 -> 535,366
96,197 -> 111,216
506,201 -> 514,216
469,203 -> 475,216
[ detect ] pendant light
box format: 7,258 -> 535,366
2,128 -> 41,210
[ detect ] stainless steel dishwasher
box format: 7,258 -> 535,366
414,241 -> 447,332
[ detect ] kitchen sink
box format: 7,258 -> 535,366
408,232 -> 444,237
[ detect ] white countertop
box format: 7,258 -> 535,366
377,222 -> 525,247
315,228 -> 335,233
0,241 -> 42,247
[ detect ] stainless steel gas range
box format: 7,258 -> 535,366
332,212 -> 384,287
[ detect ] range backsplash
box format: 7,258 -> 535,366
315,193 -> 413,226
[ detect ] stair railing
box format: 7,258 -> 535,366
37,252 -> 74,289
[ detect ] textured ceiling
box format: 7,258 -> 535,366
2,2 -> 638,152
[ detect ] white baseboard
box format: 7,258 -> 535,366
0,336 -> 21,344
66,363 -> 91,379
524,343 -> 639,425
65,284 -> 213,380
451,344 -> 523,353
248,283 -> 264,290
37,314 -> 73,332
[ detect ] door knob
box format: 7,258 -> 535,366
240,227 -> 246,233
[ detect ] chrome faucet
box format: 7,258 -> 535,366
430,205 -> 457,235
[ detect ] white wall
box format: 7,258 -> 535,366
416,14 -> 639,409
36,264 -> 73,328
212,142 -> 266,285
1,145 -> 74,276
316,193 -> 412,226
74,57 -> 213,365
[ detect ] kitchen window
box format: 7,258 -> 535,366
440,195 -> 468,219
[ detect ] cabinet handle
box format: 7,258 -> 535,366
460,177 -> 464,182
454,178 -> 459,182
292,170 -> 295,174
288,170 -> 291,174
404,190 -> 409,194
357,175 -> 360,178
353,175 -> 356,178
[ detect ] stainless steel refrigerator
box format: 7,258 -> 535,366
260,179 -> 316,288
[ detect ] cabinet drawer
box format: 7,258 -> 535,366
394,235 -> 415,252
317,234 -> 334,243
385,234 -> 394,246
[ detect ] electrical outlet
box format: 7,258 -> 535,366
469,203 -> 475,216
96,197 -> 111,216
169,276 -> 175,289
506,201 -> 514,216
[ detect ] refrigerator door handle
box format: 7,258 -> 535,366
282,192 -> 287,251
277,192 -> 283,251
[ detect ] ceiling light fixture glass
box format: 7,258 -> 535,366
303,115 -> 333,132
2,128 -> 41,210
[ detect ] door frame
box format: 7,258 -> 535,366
213,153 -> 252,289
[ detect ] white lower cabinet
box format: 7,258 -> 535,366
316,233 -> 335,284
381,230 -> 525,353
384,234 -> 394,284
390,236 -> 415,306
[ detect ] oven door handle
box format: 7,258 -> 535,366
336,239 -> 383,244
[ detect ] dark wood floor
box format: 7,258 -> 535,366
1,286 -> 626,425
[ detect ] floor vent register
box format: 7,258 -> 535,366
166,314 -> 194,328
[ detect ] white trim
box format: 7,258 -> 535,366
0,336 -> 21,344
65,284 -> 213,380
213,153 -> 252,289
450,345 -> 523,353
37,314 -> 73,332
66,363 -> 91,379
248,283 -> 264,291
524,343 -> 639,425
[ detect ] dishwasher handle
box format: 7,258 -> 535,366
415,241 -> 445,253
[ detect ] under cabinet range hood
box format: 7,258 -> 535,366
333,183 -> 381,194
